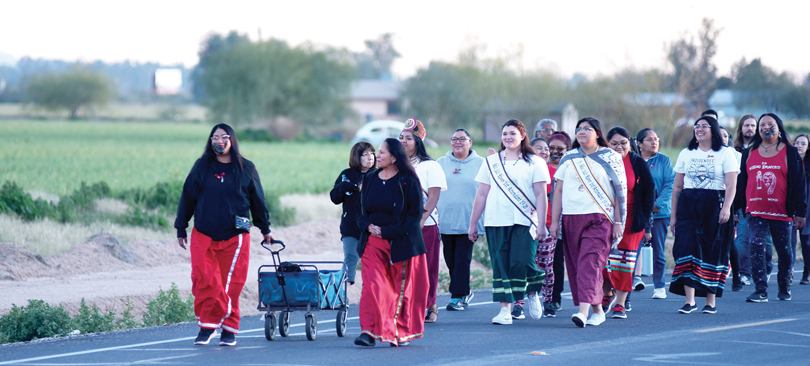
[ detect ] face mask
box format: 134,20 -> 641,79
213,144 -> 226,154
761,126 -> 777,138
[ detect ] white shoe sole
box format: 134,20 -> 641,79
586,315 -> 605,326
571,313 -> 586,328
194,330 -> 218,345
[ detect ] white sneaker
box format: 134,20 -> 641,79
526,293 -> 543,320
571,313 -> 586,328
585,312 -> 605,326
652,288 -> 667,299
492,307 -> 512,325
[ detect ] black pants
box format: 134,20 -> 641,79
551,238 -> 565,303
441,234 -> 474,298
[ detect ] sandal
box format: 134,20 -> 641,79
425,308 -> 438,323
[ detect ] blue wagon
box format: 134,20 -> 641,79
257,240 -> 349,341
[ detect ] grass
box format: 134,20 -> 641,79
0,103 -> 208,121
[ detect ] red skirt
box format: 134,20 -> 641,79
359,235 -> 428,346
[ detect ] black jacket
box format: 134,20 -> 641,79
628,152 -> 656,234
356,169 -> 426,263
329,168 -> 373,239
175,157 -> 271,240
734,144 -> 807,218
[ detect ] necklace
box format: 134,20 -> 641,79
502,152 -> 521,166
761,141 -> 779,152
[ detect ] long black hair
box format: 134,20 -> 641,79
201,123 -> 245,171
751,113 -> 792,150
687,116 -> 723,151
794,133 -> 810,169
571,117 -> 608,149
499,119 -> 534,163
383,138 -> 417,177
607,126 -> 639,154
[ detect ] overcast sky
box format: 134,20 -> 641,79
2,0 -> 808,80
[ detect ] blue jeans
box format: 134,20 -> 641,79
342,236 -> 360,283
650,217 -> 670,289
748,216 -> 793,293
736,210 -> 773,276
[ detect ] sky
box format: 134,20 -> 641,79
2,0 -> 809,81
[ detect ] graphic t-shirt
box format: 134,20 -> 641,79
745,147 -> 791,221
674,146 -> 740,190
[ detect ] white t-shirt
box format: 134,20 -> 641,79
674,146 -> 740,190
475,154 -> 550,227
414,159 -> 447,226
554,148 -> 626,216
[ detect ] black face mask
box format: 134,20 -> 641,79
213,144 -> 226,154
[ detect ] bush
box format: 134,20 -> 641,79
72,299 -> 116,334
266,189 -> 295,226
237,127 -> 279,143
114,207 -> 169,229
472,238 -> 491,269
115,298 -> 140,330
0,181 -> 56,221
118,181 -> 183,214
142,283 -> 195,327
0,300 -> 72,343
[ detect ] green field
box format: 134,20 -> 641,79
2,120 -> 452,197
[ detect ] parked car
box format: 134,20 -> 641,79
350,120 -> 404,147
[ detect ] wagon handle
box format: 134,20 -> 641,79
261,239 -> 285,254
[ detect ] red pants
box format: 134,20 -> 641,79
190,229 -> 250,333
359,235 -> 428,346
423,225 -> 440,308
562,213 -> 613,306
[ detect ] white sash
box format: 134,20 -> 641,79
486,153 -> 540,239
570,157 -> 616,224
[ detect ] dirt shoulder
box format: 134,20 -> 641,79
0,218 -> 361,320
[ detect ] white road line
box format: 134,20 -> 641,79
694,318 -> 798,333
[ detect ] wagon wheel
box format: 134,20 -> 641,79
279,311 -> 291,337
336,307 -> 347,337
264,313 -> 276,341
305,314 -> 317,341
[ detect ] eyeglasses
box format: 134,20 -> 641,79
694,124 -> 711,130
643,137 -> 660,143
609,140 -> 629,148
450,137 -> 470,142
540,129 -> 555,133
211,134 -> 230,142
575,127 -> 593,133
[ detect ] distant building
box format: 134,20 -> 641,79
350,80 -> 402,122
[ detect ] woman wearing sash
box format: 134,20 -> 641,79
354,138 -> 428,347
469,119 -> 550,325
601,127 -> 654,319
399,118 -> 447,323
549,117 -> 627,328
669,116 -> 738,314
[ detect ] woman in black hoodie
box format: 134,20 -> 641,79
330,141 -> 376,284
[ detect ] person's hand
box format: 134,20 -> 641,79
718,207 -> 731,224
535,225 -> 548,240
644,232 -> 652,242
796,217 -> 806,230
670,220 -> 676,235
549,222 -> 560,239
468,225 -> 478,243
263,233 -> 274,243
612,223 -> 623,241
487,148 -> 497,156
178,237 -> 187,250
420,216 -> 427,229
368,224 -> 382,238
653,206 -> 660,214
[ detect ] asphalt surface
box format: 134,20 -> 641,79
1,273 -> 809,366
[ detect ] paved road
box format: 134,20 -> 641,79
1,275 -> 809,366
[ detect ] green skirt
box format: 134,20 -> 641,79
485,225 -> 545,303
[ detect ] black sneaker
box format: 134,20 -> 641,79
732,276 -> 743,291
633,276 -> 646,291
511,304 -> 525,320
446,298 -> 465,311
543,303 -> 556,318
777,290 -> 791,301
678,303 -> 697,314
624,300 -> 632,312
746,291 -> 768,303
701,305 -> 717,314
354,333 -> 376,346
194,328 -> 218,345
219,330 -> 236,346
550,301 -> 562,312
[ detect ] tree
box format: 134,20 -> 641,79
27,68 -> 116,118
354,33 -> 400,79
192,32 -> 356,126
666,18 -> 720,112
